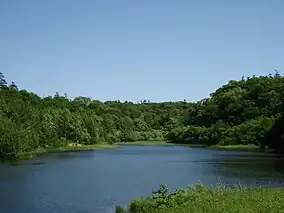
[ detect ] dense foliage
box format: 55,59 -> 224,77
116,183 -> 284,213
167,72 -> 284,152
1,71 -> 284,158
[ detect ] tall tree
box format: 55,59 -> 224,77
10,82 -> 18,90
0,72 -> 7,87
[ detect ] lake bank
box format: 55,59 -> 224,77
117,183 -> 284,213
166,143 -> 264,152
117,141 -> 174,146
4,144 -> 120,161
2,141 -> 170,161
209,144 -> 262,152
1,141 -> 275,162
117,141 -> 262,152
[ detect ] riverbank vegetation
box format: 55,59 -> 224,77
1,71 -> 284,158
117,141 -> 174,146
116,183 -> 284,213
209,144 -> 261,152
17,143 -> 120,160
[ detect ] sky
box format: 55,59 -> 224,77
0,0 -> 283,102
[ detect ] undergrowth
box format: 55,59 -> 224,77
116,182 -> 284,213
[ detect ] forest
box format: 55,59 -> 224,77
0,71 -> 284,158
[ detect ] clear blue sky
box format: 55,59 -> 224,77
1,0 -> 283,102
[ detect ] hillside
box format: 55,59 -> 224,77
0,71 -> 284,158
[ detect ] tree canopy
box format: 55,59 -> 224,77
0,71 -> 284,158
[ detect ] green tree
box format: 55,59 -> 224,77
0,72 -> 7,87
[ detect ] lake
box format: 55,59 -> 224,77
0,145 -> 283,213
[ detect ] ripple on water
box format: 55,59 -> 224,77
0,146 -> 284,213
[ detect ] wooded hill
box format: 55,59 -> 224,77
0,71 -> 284,158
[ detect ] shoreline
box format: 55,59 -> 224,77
25,144 -> 120,158
208,144 -> 262,152
208,144 -> 277,153
2,141 -> 173,161
5,144 -> 120,161
168,143 -> 270,153
117,183 -> 284,213
117,141 -> 174,146
2,142 -> 274,162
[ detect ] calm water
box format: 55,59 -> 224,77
0,145 -> 284,213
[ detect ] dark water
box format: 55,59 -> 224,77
0,145 -> 283,213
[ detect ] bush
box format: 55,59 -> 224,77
117,183 -> 284,213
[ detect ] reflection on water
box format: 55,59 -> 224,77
208,152 -> 284,186
0,146 -> 283,213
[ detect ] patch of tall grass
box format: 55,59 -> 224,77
116,183 -> 284,213
210,144 -> 261,152
4,144 -> 120,161
117,141 -> 174,146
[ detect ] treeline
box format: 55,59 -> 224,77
1,71 -> 284,158
0,72 -> 190,158
167,71 -> 284,153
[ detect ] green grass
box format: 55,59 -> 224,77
3,142 -> 271,162
118,142 -> 267,152
117,141 -> 175,146
17,144 -> 120,160
116,183 -> 284,213
181,144 -> 208,148
209,144 -> 261,152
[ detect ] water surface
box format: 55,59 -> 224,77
0,145 -> 283,213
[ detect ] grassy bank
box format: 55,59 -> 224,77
118,142 -> 269,153
11,141 -> 173,160
16,144 -> 120,160
3,142 -> 271,161
209,144 -> 262,152
116,183 -> 284,213
117,141 -> 175,146
166,143 -> 263,152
